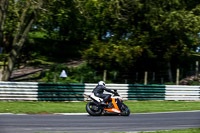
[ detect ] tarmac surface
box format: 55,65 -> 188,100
0,111 -> 200,133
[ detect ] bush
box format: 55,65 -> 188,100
41,63 -> 103,83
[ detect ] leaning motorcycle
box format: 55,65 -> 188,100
85,90 -> 130,116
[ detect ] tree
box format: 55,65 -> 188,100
0,0 -> 9,49
135,0 -> 200,81
41,0 -> 86,41
1,0 -> 45,81
82,0 -> 200,82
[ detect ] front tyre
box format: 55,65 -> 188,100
120,103 -> 130,116
86,102 -> 103,116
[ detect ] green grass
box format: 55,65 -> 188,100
0,101 -> 199,114
0,101 -> 87,114
125,101 -> 200,113
35,128 -> 200,133
139,128 -> 200,133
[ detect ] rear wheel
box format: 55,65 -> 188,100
120,103 -> 130,116
86,102 -> 103,116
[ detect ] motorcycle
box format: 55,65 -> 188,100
85,90 -> 130,116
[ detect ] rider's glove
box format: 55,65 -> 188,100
113,92 -> 118,95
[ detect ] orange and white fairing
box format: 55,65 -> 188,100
104,98 -> 121,113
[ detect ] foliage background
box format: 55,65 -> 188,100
1,0 -> 200,84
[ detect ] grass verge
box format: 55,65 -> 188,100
35,128 -> 200,133
138,128 -> 200,133
0,101 -> 199,114
125,101 -> 200,113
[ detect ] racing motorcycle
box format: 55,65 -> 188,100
85,90 -> 130,116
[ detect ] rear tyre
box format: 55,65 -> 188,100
86,102 -> 103,116
120,103 -> 130,116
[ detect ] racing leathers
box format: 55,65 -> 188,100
93,85 -> 115,104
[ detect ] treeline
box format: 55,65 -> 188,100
0,0 -> 200,82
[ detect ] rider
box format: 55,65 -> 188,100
93,81 -> 116,105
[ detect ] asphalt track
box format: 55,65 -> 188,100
0,111 -> 200,133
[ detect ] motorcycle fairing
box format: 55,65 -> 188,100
116,99 -> 123,110
104,98 -> 121,113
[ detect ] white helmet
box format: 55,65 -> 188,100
98,81 -> 105,86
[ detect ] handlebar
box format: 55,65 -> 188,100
113,89 -> 120,96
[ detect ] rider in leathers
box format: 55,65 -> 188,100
93,81 -> 116,105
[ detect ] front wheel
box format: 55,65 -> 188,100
120,103 -> 130,116
86,102 -> 103,116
